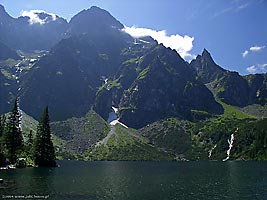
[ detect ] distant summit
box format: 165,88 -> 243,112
0,5 -> 126,51
21,10 -> 62,25
68,6 -> 124,36
0,4 -> 68,51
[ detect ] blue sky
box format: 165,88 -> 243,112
0,0 -> 266,75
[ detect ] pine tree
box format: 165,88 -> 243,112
0,115 -> 5,137
3,98 -> 24,164
33,106 -> 56,167
0,115 -> 6,166
26,130 -> 34,160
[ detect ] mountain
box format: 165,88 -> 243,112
2,4 -> 265,126
0,71 -> 17,112
0,4 -> 68,51
0,45 -> 20,113
117,45 -> 223,128
0,5 -> 266,161
190,49 -> 226,83
18,6 -> 134,121
0,5 -> 17,47
191,49 -> 267,109
67,6 -> 124,36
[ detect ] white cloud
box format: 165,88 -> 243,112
242,50 -> 249,58
246,64 -> 267,74
259,63 -> 267,70
123,26 -> 195,60
249,45 -> 265,52
242,45 -> 265,58
21,10 -> 57,25
246,65 -> 257,73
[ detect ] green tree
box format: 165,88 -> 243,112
26,130 -> 34,161
0,115 -> 5,137
0,115 -> 6,166
4,98 -> 24,164
33,106 -> 56,167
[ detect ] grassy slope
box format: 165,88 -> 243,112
217,99 -> 254,119
86,124 -> 173,161
21,106 -> 267,161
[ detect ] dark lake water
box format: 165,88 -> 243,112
1,161 -> 267,200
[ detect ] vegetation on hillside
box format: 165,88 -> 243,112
86,124 -> 173,161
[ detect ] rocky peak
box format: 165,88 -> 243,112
201,48 -> 216,65
68,6 -> 124,35
190,48 -> 226,83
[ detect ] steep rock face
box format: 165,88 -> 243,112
210,72 -> 267,107
19,43 -> 96,120
190,49 -> 226,83
19,35 -> 126,120
213,71 -> 250,107
119,45 -> 223,128
245,74 -> 267,105
94,38 -> 158,120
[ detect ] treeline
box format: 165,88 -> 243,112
0,98 -> 56,168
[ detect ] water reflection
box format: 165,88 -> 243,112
1,161 -> 267,200
0,167 -> 56,198
95,161 -> 131,199
27,167 -> 56,198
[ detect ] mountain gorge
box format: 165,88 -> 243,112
0,5 -> 267,161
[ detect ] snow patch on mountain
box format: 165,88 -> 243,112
107,107 -> 128,128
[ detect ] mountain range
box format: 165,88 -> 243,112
1,5 -> 267,160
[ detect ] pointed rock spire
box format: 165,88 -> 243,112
201,48 -> 215,64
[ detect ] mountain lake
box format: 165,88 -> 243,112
1,161 -> 267,200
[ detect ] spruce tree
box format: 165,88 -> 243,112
33,106 -> 56,167
0,115 -> 6,166
0,115 -> 5,137
26,130 -> 34,160
4,98 -> 24,164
